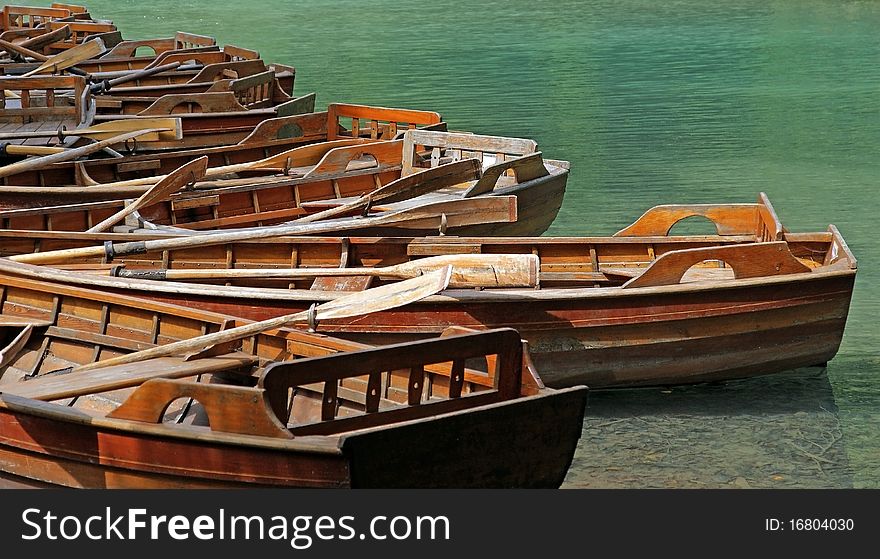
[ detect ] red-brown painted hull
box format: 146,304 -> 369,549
0,388 -> 586,488
135,271 -> 855,389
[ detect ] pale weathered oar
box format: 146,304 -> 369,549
0,144 -> 67,157
10,196 -> 517,265
85,156 -> 209,233
67,266 -> 452,372
114,253 -> 539,288
0,117 -> 183,142
21,38 -> 106,76
295,158 -> 481,225
0,128 -> 169,179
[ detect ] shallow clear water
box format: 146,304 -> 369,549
20,0 -> 880,487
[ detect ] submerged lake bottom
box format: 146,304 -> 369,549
563,357 -> 878,489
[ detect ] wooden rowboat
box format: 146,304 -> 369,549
0,269 -> 587,488
0,194 -> 857,389
0,103 -> 444,185
0,31 -> 223,75
0,129 -> 565,236
84,89 -> 313,151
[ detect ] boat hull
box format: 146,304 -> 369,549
136,271 -> 854,389
0,388 -> 586,488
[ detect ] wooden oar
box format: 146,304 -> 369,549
0,117 -> 183,142
0,39 -> 48,62
295,158 -> 481,224
67,266 -> 452,372
114,253 -> 539,288
85,157 -> 209,233
0,128 -> 169,179
22,38 -> 106,76
88,61 -> 182,94
0,144 -> 66,157
10,196 -> 517,264
72,138 -> 378,189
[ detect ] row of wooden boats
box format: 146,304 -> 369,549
0,4 -> 859,489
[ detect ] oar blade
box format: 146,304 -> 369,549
376,158 -> 482,205
373,195 -> 518,230
392,253 -> 539,288
22,38 -> 106,76
140,156 -> 209,207
73,117 -> 183,142
314,265 -> 451,321
84,156 -> 209,233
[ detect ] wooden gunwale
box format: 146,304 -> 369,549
0,234 -> 853,303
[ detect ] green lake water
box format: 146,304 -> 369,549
20,0 -> 880,487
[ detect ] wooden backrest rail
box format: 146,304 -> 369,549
206,70 -> 281,109
757,192 -> 784,241
2,6 -> 70,30
328,103 -> 442,141
402,130 -> 538,175
0,75 -> 86,122
259,328 -> 524,426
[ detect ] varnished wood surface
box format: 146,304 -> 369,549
0,213 -> 857,389
0,260 -> 585,487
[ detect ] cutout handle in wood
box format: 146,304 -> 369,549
614,203 -> 762,237
108,379 -> 292,439
137,92 -> 248,115
303,139 -> 403,180
623,241 -> 812,289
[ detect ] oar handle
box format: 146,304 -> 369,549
0,39 -> 48,62
0,143 -> 65,157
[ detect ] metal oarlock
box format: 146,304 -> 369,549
307,303 -> 319,332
